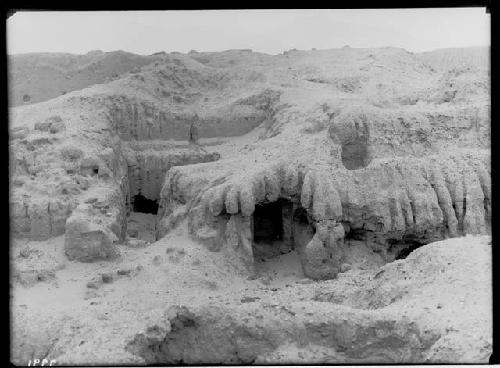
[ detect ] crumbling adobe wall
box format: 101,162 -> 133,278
105,90 -> 280,141
9,100 -> 131,261
64,147 -> 130,261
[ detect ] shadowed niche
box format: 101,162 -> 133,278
253,201 -> 284,244
132,193 -> 159,215
341,140 -> 371,170
252,199 -> 315,262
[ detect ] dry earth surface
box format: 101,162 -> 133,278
9,46 -> 491,364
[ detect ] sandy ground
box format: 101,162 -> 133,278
10,223 -> 492,364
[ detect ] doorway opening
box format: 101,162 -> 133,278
132,193 -> 159,215
252,199 -> 313,278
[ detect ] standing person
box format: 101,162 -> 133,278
189,113 -> 200,145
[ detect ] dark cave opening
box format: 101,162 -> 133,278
252,200 -> 285,261
394,242 -> 423,260
132,193 -> 159,215
387,235 -> 426,260
344,227 -> 367,241
253,201 -> 284,244
252,199 -> 315,262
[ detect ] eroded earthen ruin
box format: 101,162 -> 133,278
9,46 -> 491,364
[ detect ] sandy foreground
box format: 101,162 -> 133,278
11,226 -> 491,365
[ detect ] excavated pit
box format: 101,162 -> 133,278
125,305 -> 443,365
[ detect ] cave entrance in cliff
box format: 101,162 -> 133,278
253,202 -> 285,242
387,235 -> 426,260
252,199 -> 314,265
132,193 -> 159,215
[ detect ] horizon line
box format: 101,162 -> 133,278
7,44 -> 491,57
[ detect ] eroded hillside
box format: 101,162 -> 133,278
9,46 -> 491,364
8,50 -> 164,106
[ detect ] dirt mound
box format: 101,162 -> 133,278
418,46 -> 489,72
9,50 -> 161,106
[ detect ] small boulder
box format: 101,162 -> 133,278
11,127 -> 29,140
60,146 -> 83,161
19,246 -> 36,258
101,273 -> 114,283
46,115 -> 63,124
340,263 -> 352,273
86,281 -> 99,289
11,177 -> 23,188
34,121 -> 51,132
117,268 -> 132,276
49,121 -> 66,134
60,183 -> 81,195
241,296 -> 260,303
65,215 -> 119,262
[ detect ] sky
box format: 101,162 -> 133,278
7,9 -> 490,55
